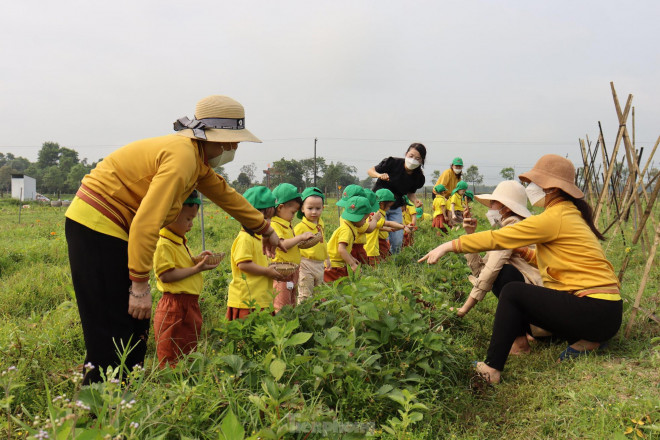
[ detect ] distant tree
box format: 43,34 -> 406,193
66,163 -> 91,192
37,142 -> 61,168
271,158 -> 306,189
213,165 -> 228,180
59,147 -> 80,173
464,165 -> 483,191
232,172 -> 252,193
42,166 -> 66,194
499,167 -> 515,180
318,161 -> 358,194
432,170 -> 441,182
239,163 -> 257,185
0,165 -> 13,192
299,157 -> 327,186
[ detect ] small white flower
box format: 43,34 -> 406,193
129,422 -> 139,429
84,362 -> 95,370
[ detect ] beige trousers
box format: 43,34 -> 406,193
298,258 -> 325,304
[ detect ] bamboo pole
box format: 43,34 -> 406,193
617,175 -> 660,281
594,91 -> 632,224
579,139 -> 596,204
624,223 -> 660,338
598,127 -> 612,224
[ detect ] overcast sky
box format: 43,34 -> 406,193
1,0 -> 658,185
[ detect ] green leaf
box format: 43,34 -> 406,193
220,408 -> 245,440
409,412 -> 424,422
269,358 -> 286,381
359,303 -> 379,320
284,332 -> 312,347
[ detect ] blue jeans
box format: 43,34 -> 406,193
386,207 -> 403,254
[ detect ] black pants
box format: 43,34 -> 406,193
66,218 -> 150,384
485,281 -> 622,371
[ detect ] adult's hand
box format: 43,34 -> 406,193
262,228 -> 284,258
379,173 -> 390,181
418,241 -> 453,265
463,217 -> 477,234
128,281 -> 152,320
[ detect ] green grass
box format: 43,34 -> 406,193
0,197 -> 658,439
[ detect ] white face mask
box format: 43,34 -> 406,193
486,209 -> 502,227
208,149 -> 236,168
405,157 -> 421,170
525,182 -> 546,207
452,166 -> 463,175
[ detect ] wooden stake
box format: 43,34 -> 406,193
624,223 -> 660,338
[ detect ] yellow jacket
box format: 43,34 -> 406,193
433,169 -> 460,197
66,134 -> 267,281
453,198 -> 620,299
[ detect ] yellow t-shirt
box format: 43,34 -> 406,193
327,219 -> 359,268
454,199 -> 620,301
271,216 -> 301,264
227,230 -> 273,309
420,213 -> 432,221
66,196 -> 129,241
432,196 -> 446,218
153,228 -> 203,295
354,221 -> 370,245
448,193 -> 464,212
434,169 -> 460,197
366,211 -> 387,257
402,205 -> 416,225
294,217 -> 328,261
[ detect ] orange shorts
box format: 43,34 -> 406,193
324,266 -> 348,282
350,243 -> 369,264
153,293 -> 202,369
378,238 -> 390,258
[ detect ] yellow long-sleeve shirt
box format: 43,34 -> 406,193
433,169 -> 460,197
65,134 -> 267,282
453,198 -> 620,300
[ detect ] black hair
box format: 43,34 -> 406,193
278,197 -> 303,210
183,190 -> 199,208
406,143 -> 427,167
560,190 -> 606,240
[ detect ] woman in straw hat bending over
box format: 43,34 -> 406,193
419,154 -> 622,384
457,180 -> 544,354
65,95 -> 284,384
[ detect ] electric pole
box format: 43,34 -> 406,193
314,137 -> 318,187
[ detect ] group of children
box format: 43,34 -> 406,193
151,183 -> 418,367
431,181 -> 474,234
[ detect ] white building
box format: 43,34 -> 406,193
11,174 -> 37,201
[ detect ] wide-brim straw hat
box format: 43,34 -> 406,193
474,180 -> 532,218
519,154 -> 584,199
174,95 -> 261,143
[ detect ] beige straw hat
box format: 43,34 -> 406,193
173,95 -> 261,143
475,180 -> 532,218
518,154 -> 584,198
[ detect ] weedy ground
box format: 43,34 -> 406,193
0,196 -> 658,439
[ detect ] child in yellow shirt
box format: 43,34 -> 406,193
226,186 -> 287,321
270,183 -> 316,311
153,191 -> 220,368
365,189 -> 408,264
294,187 -> 330,303
324,195 -> 373,282
401,195 -> 417,247
448,181 -> 468,228
432,184 -> 449,235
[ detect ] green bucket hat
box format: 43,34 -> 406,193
402,195 -> 414,206
336,184 -> 366,207
362,189 -> 380,213
243,186 -> 277,209
434,184 -> 447,194
375,188 -> 396,203
183,190 -> 201,206
451,181 -> 469,195
272,183 -> 302,205
415,206 -> 423,218
297,187 -> 325,219
452,157 -> 464,166
465,190 -> 474,201
340,196 -> 373,222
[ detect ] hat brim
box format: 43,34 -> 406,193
474,194 -> 532,218
175,128 -> 262,143
519,169 -> 584,199
341,211 -> 368,222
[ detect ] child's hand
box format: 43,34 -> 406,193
463,217 -> 477,234
266,267 -> 287,281
298,231 -> 316,241
194,255 -> 220,272
349,261 -> 359,272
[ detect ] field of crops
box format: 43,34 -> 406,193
0,197 -> 658,439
